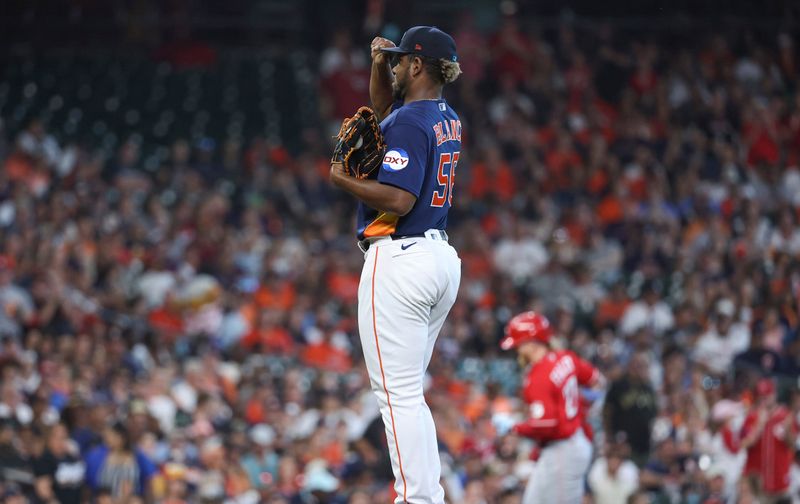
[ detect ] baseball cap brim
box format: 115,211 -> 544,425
379,47 -> 408,54
500,336 -> 515,351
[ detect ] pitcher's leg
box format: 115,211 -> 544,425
358,247 -> 445,503
418,245 -> 459,502
423,245 -> 461,370
420,401 -> 446,503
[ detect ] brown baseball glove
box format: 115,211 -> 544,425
331,106 -> 386,179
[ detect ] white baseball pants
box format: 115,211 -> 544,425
522,429 -> 593,504
358,232 -> 461,504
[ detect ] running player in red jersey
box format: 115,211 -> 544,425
501,311 -> 605,504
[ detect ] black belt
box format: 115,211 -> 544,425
358,230 -> 448,253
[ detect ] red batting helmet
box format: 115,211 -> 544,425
500,311 -> 552,350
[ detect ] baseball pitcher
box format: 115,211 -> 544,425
329,26 -> 463,504
501,311 -> 604,504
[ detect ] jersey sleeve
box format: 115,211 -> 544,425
740,413 -> 756,439
514,410 -> 559,440
571,352 -> 600,386
514,381 -> 560,441
377,121 -> 429,198
722,426 -> 740,453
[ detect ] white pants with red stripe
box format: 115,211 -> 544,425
522,429 -> 593,504
358,232 -> 461,504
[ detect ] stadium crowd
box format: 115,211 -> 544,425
2,10 -> 800,504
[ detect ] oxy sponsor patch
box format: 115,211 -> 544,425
382,148 -> 409,172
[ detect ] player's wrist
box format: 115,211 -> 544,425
329,162 -> 348,186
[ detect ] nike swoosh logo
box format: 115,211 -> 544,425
400,242 -> 417,250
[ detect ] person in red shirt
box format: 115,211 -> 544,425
300,331 -> 353,374
500,311 -> 604,504
740,378 -> 797,502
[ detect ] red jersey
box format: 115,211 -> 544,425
740,406 -> 795,493
514,350 -> 599,443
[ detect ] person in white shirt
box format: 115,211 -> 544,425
769,209 -> 800,256
694,299 -> 751,376
619,281 -> 674,337
493,222 -> 549,284
588,440 -> 640,504
706,399 -> 747,502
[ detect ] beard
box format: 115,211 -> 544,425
392,80 -> 406,102
392,70 -> 408,101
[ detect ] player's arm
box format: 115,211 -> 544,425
572,352 -> 606,389
331,120 -> 425,215
370,37 -> 396,121
513,416 -> 559,439
330,162 -> 416,216
513,389 -> 560,440
721,426 -> 740,452
782,411 -> 797,448
739,410 -> 767,449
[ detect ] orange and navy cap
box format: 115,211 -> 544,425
380,26 -> 458,62
500,311 -> 552,350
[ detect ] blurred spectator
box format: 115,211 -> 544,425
32,423 -> 85,504
588,439 -> 639,504
0,419 -> 31,493
451,13 -> 489,85
740,378 -> 796,502
488,16 -> 534,85
14,118 -> 66,174
320,29 -> 370,133
618,282 -> 674,338
492,221 -> 548,285
241,423 -> 278,491
84,422 -> 156,501
639,438 -> 680,501
0,483 -> 27,504
734,326 -> 783,378
706,399 -> 746,502
603,353 -> 658,464
320,28 -> 369,77
0,257 -> 34,341
694,298 -> 751,376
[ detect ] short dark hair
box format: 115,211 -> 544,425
108,421 -> 133,452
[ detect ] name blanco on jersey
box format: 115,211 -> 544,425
383,148 -> 409,171
549,356 -> 575,387
433,119 -> 462,146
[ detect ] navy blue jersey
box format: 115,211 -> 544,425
356,99 -> 462,239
